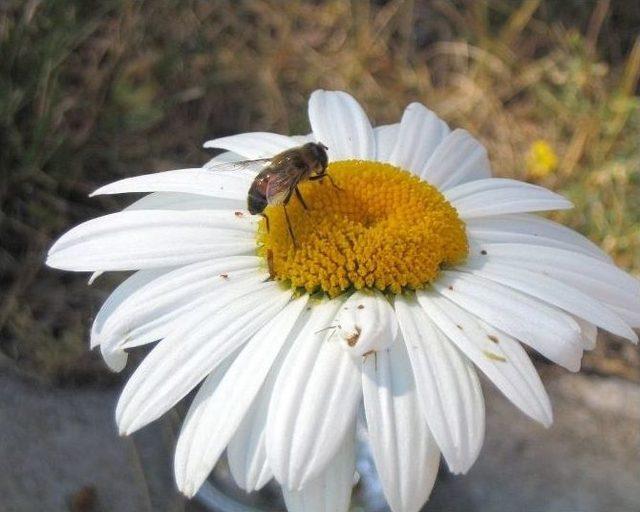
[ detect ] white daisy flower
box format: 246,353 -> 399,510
47,90 -> 639,512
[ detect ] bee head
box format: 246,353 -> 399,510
305,142 -> 329,170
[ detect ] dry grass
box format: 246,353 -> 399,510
1,0 -> 639,382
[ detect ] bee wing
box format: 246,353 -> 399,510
265,166 -> 301,205
203,157 -> 271,176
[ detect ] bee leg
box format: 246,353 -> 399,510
283,204 -> 298,249
326,172 -> 343,191
294,186 -> 309,210
260,213 -> 270,232
266,249 -> 275,279
311,172 -> 342,191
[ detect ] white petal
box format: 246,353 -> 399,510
266,298 -> 362,490
46,209 -> 257,271
430,272 -> 583,371
475,243 -> 640,296
445,178 -> 572,218
171,355 -> 235,494
115,282 -> 290,435
282,425 -> 356,512
291,133 -> 315,144
387,103 -> 450,176
126,191 -> 242,212
461,259 -> 637,342
418,293 -> 553,426
226,302 -> 309,493
175,296 -> 308,497
422,129 -> 490,188
124,151 -> 249,211
90,168 -> 252,201
114,276 -> 259,354
362,341 -> 440,512
477,243 -> 640,328
204,150 -> 245,165
574,317 -> 598,350
226,299 -> 313,493
98,259 -> 265,369
335,290 -> 398,356
308,90 -> 375,160
227,380 -> 274,492
374,123 -> 400,161
203,132 -> 299,158
465,213 -> 611,261
99,346 -> 127,373
90,268 -> 169,350
395,296 -> 485,474
88,271 -> 103,284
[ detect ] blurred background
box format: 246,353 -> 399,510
0,1 -> 639,511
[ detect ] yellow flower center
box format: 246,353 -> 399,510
257,160 -> 468,297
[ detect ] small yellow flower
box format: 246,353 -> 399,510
526,140 -> 558,178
